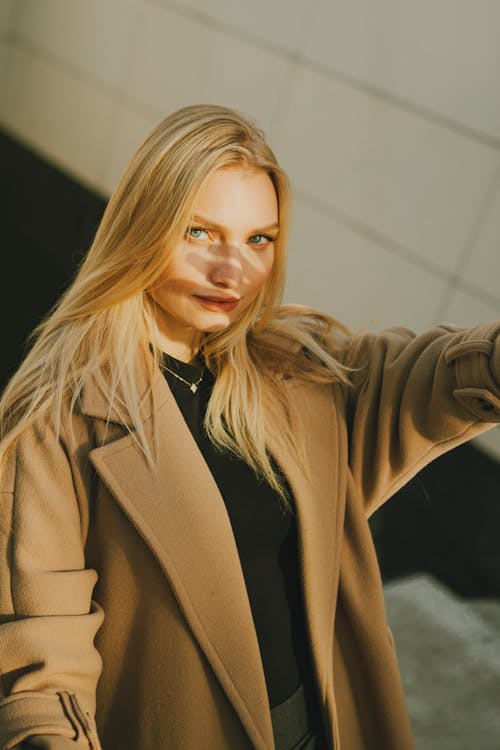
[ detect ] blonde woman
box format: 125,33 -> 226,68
0,104 -> 498,750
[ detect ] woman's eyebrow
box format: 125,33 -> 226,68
191,214 -> 280,233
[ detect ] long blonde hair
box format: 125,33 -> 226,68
0,104 -> 352,501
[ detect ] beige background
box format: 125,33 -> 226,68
0,0 -> 498,457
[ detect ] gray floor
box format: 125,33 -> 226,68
384,574 -> 500,750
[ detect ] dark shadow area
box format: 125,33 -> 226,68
370,445 -> 500,597
0,128 -> 106,386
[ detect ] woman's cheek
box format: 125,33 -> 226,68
254,250 -> 274,285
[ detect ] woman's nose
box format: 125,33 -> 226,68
208,246 -> 243,288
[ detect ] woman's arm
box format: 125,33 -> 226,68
339,321 -> 500,515
0,416 -> 103,749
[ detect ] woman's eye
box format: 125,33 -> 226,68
248,234 -> 274,246
187,227 -> 209,240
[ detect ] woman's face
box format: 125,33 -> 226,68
149,165 -> 279,361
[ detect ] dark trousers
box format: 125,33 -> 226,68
270,683 -> 319,750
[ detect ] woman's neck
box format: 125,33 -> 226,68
157,335 -> 201,364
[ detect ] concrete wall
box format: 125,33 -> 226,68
0,0 -> 499,456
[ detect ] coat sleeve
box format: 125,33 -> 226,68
0,416 -> 104,749
337,321 -> 500,515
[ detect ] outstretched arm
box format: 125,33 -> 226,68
339,321 -> 500,515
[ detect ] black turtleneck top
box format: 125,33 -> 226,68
159,351 -> 327,741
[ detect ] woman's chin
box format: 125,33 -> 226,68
201,320 -> 233,333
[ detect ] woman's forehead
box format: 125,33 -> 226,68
192,166 -> 279,229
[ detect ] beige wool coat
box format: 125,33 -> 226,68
0,322 -> 499,750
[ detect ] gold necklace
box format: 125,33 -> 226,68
160,362 -> 205,393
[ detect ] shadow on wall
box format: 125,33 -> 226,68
1,129 -> 499,597
371,451 -> 500,597
1,130 -> 106,386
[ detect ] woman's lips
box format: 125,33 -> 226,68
194,295 -> 240,312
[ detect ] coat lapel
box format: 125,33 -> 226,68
84,365 -> 274,749
265,381 -> 347,726
82,366 -> 345,749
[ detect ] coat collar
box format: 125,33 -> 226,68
81,362 -> 346,749
79,354 -> 163,427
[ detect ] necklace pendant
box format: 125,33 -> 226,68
190,383 -> 198,393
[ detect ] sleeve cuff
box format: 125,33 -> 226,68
0,691 -> 99,749
444,322 -> 500,422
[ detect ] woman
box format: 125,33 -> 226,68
0,104 -> 498,750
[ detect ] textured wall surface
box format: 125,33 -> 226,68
0,0 -> 498,457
